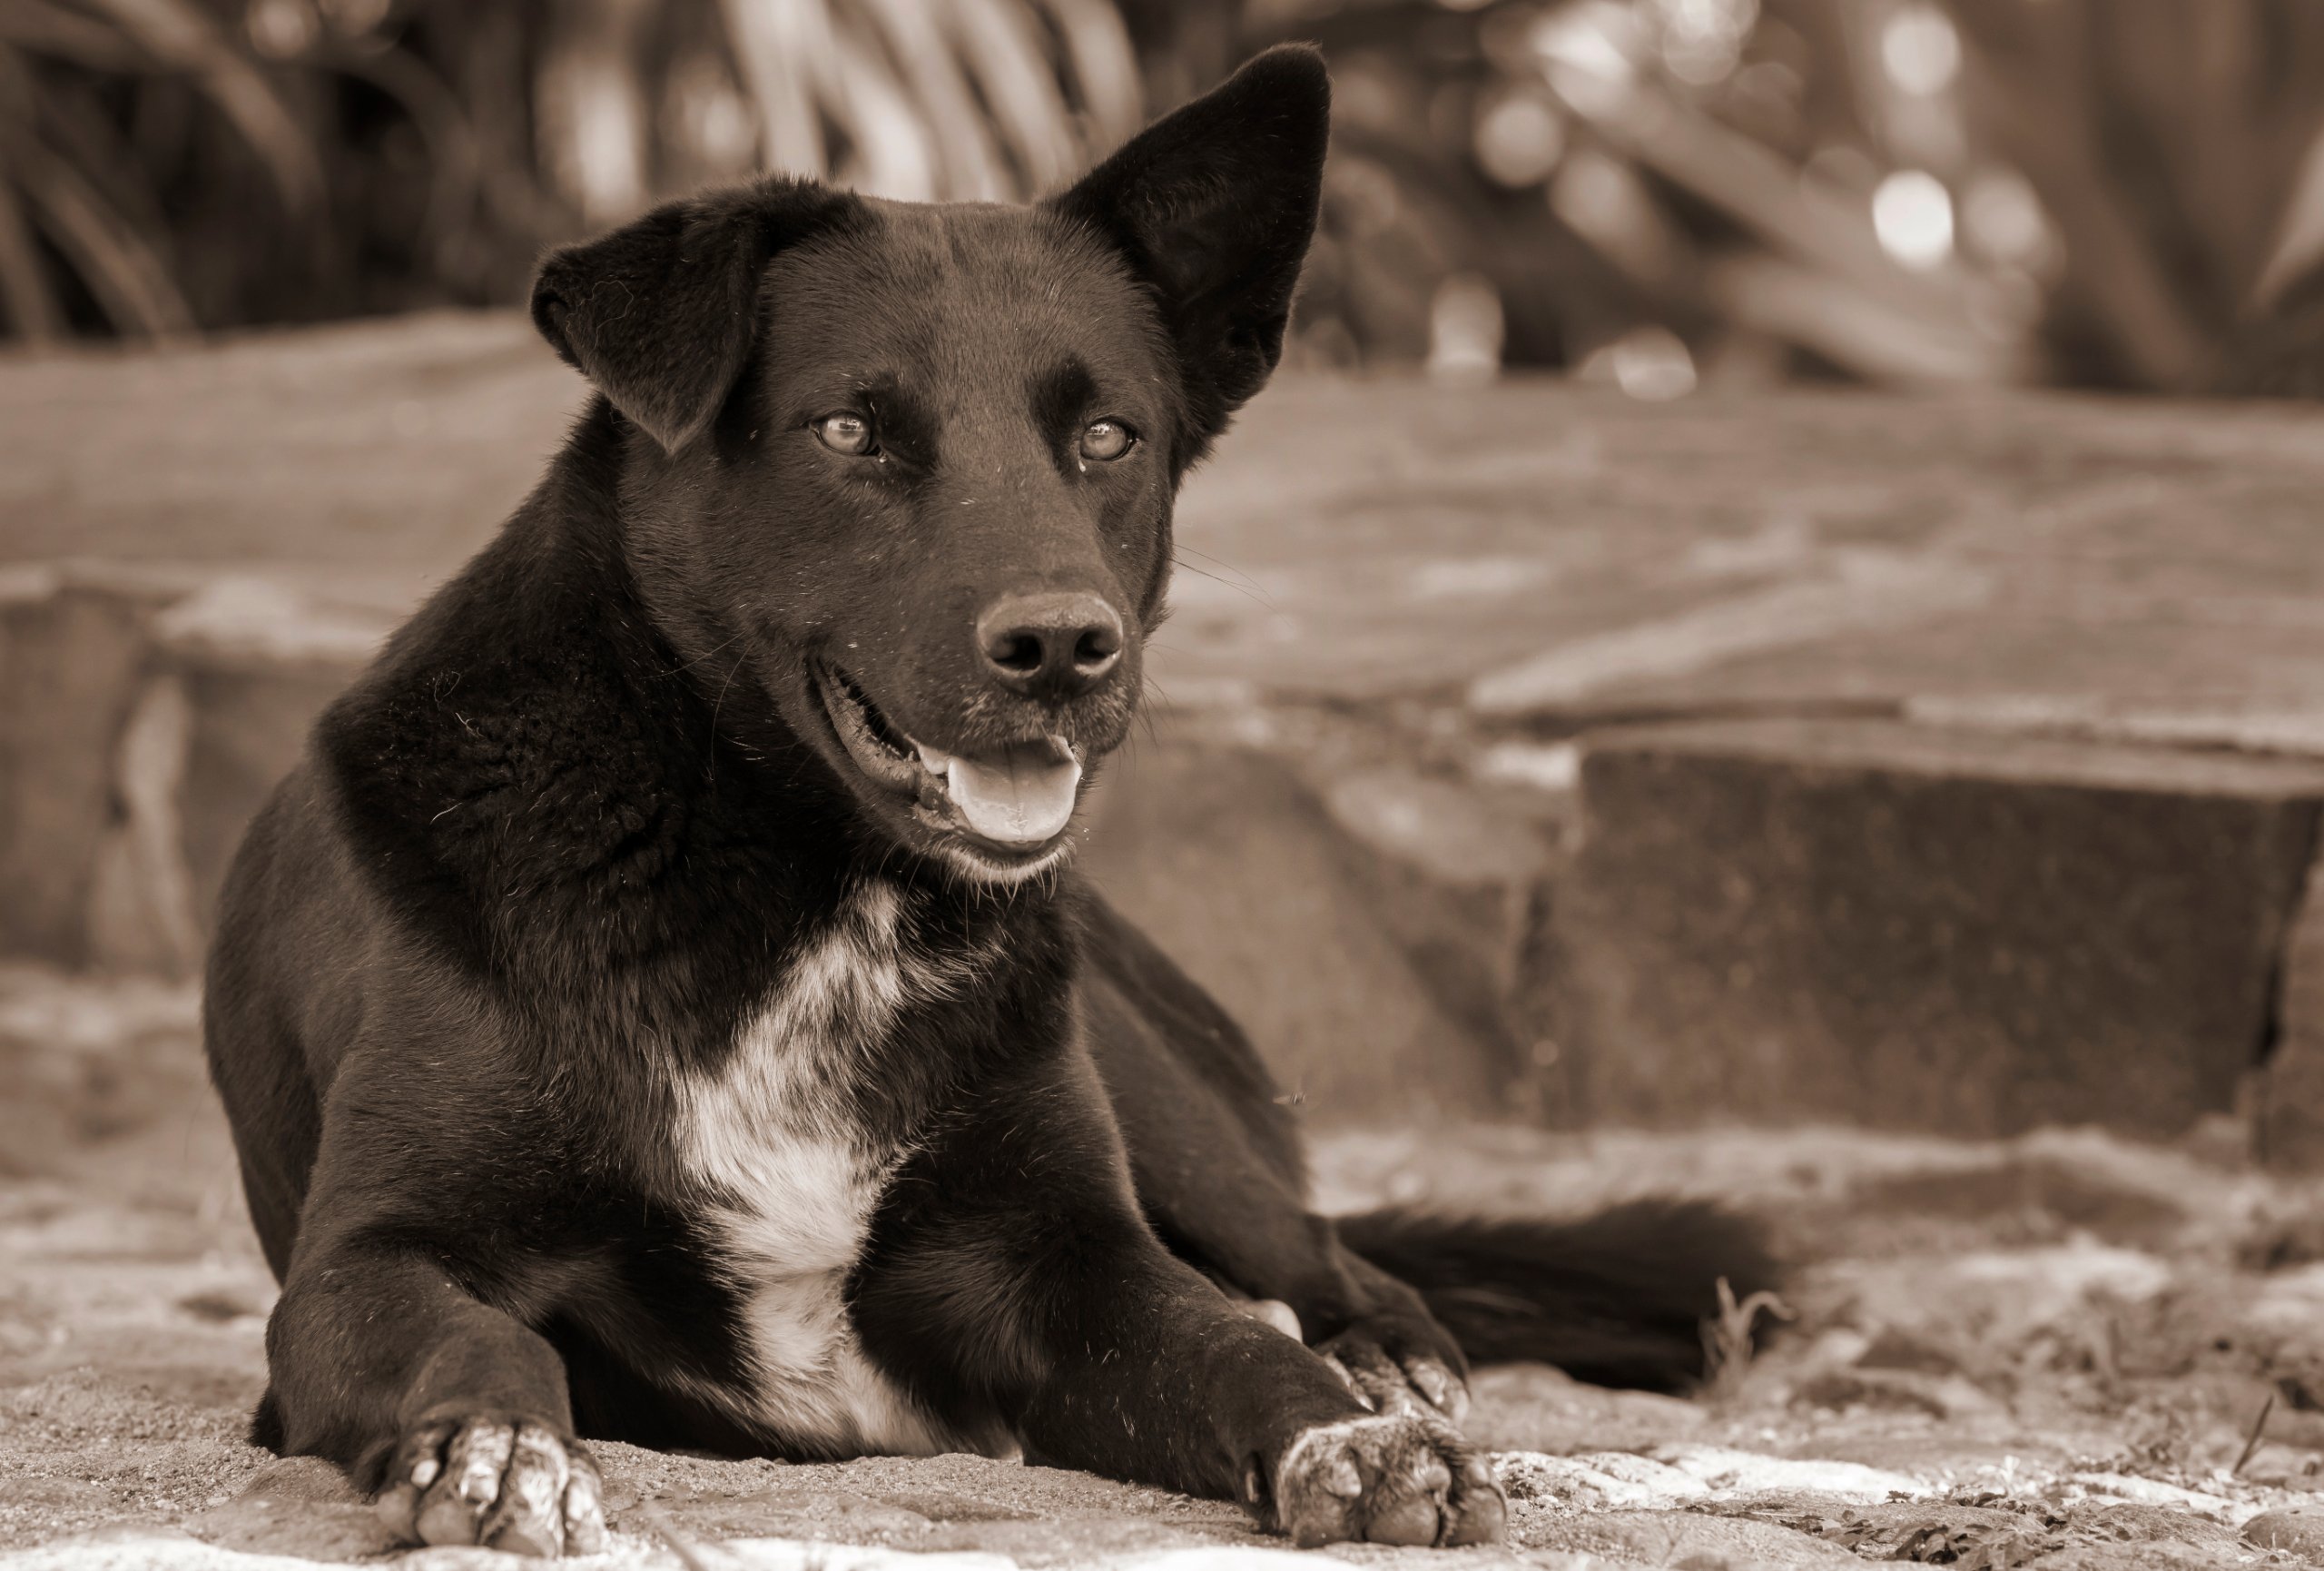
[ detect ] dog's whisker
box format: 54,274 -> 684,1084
658,630 -> 744,679
1172,548 -> 1275,608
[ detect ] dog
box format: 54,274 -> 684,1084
202,46 -> 1776,1556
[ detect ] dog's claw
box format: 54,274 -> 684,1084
379,1413 -> 603,1557
1319,1352 -> 1372,1411
1447,1456 -> 1508,1546
481,1425 -> 570,1555
1320,1336 -> 1471,1425
1404,1354 -> 1471,1423
563,1463 -> 609,1556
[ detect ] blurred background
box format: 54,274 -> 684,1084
8,0 -> 2324,396
17,7 -> 2324,1562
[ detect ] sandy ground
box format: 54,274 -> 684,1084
5,966 -> 2324,1568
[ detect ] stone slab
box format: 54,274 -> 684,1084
172,662 -> 359,937
0,581 -> 162,966
0,314 -> 572,608
17,316 -> 2324,720
0,570 -> 381,973
0,558 -> 1553,1121
19,316 -> 2324,1151
1534,718 -> 2324,1139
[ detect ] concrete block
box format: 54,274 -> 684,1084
0,571 -> 380,972
172,662 -> 357,930
1534,718 -> 2324,1139
153,578 -> 384,933
1319,765 -> 1557,1116
0,574 -> 159,965
84,675 -> 202,974
2260,855 -> 2324,1171
1081,741 -> 1527,1123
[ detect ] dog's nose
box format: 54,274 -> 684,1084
976,591 -> 1124,698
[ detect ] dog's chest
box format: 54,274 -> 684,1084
667,880 -> 969,1456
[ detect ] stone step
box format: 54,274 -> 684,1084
0,560 -> 1551,1123
15,317 -> 2324,1160
15,563 -> 2324,1161
0,567 -> 396,974
1078,726 -> 1556,1123
1530,718 -> 2324,1150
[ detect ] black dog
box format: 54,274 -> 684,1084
203,47 -> 1773,1556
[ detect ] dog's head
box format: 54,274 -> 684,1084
527,48 -> 1326,884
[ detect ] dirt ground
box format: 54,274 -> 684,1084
5,964 -> 2324,1569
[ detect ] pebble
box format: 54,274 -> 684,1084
2243,1507 -> 2324,1557
2071,1472 -> 2256,1526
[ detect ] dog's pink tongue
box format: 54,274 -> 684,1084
932,740 -> 1080,845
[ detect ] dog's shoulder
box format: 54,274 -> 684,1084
320,406 -> 660,855
308,406 -> 812,987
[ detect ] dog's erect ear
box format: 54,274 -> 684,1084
530,178 -> 859,452
1050,45 -> 1329,464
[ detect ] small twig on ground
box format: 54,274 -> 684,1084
640,1500 -> 730,1571
1700,1274 -> 1797,1401
2233,1391 -> 2277,1476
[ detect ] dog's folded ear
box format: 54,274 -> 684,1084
1050,45 -> 1330,467
530,179 -> 860,453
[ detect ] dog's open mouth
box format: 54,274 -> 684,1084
812,662 -> 1082,856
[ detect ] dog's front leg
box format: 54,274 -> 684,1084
853,1055 -> 1506,1547
270,1232 -> 606,1554
264,1094 -> 606,1556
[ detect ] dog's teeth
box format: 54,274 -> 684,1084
915,743 -> 954,777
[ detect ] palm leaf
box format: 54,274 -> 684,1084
78,0 -> 324,219
718,0 -> 830,181
948,0 -> 1078,192
534,0 -> 652,223
0,175 -> 61,341
0,48 -> 64,341
864,0 -> 1010,200
1039,0 -> 1141,151
817,7 -> 940,199
713,0 -> 1129,203
0,0 -> 143,70
15,130 -> 193,338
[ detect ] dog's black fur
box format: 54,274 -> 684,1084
204,48 -> 1776,1556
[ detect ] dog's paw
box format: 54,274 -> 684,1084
376,1412 -> 606,1556
1319,1330 -> 1471,1425
1267,1412 -> 1505,1548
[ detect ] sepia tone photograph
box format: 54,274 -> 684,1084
5,0 -> 2324,1566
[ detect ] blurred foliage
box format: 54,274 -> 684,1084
5,0 -> 2324,398
0,0 -> 1139,340
1269,0 -> 2324,393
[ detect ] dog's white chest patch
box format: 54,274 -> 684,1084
669,880 -> 961,1456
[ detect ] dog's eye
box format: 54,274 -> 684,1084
1078,420 -> 1135,462
812,412 -> 875,456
